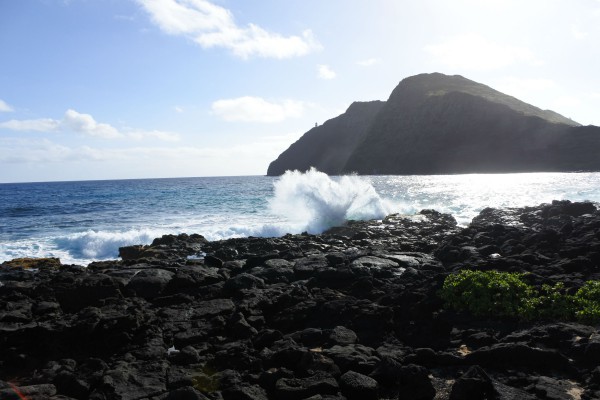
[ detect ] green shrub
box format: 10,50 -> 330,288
529,282 -> 576,320
440,269 -> 600,324
439,269 -> 535,317
574,281 -> 600,324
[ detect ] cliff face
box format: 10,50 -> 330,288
266,101 -> 385,176
268,73 -> 600,176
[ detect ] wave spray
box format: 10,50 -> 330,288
269,168 -> 390,234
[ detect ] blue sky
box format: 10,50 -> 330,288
1,0 -> 600,182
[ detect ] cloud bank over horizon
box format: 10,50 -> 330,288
0,110 -> 179,141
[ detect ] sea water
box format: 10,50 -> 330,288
2,169 -> 600,265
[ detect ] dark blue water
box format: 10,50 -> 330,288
2,170 -> 600,265
0,176 -> 279,264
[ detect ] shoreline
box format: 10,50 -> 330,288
1,200 -> 600,399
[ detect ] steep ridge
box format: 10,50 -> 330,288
343,73 -> 593,174
268,73 -> 600,175
266,101 -> 384,176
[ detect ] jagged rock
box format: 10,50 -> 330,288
223,273 -> 265,293
161,386 -> 210,400
119,245 -> 148,261
396,364 -> 436,400
2,201 -> 600,399
274,372 -> 339,400
328,326 -> 358,346
126,268 -> 174,299
465,343 -> 571,371
1,257 -> 62,269
222,384 -> 268,400
529,376 -> 585,400
449,365 -> 495,400
0,383 -> 58,400
323,345 -> 380,375
339,370 -> 378,400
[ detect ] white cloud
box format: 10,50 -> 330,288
0,134 -> 296,167
63,109 -> 122,139
136,0 -> 321,59
126,129 -> 180,141
0,138 -> 84,164
0,99 -> 14,113
211,96 -> 305,123
173,106 -> 184,113
0,132 -> 304,180
317,64 -> 336,80
0,109 -> 180,141
0,118 -> 61,132
425,33 -> 541,70
356,58 -> 381,67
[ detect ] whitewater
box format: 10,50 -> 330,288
2,169 -> 600,265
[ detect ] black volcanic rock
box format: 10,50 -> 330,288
4,202 -> 600,399
266,101 -> 385,176
268,73 -> 600,175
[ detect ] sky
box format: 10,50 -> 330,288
1,0 -> 600,183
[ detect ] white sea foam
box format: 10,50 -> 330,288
4,172 -> 600,266
268,168 -> 390,233
52,229 -> 166,262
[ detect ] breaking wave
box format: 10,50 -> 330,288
53,229 -> 164,261
268,168 -> 390,233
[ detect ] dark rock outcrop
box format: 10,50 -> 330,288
266,101 -> 385,176
268,73 -> 600,175
2,200 -> 600,399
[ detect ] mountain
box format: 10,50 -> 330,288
266,101 -> 385,176
267,72 -> 600,176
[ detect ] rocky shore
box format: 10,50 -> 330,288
2,200 -> 600,400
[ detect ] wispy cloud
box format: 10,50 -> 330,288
356,58 -> 381,67
211,96 -> 305,123
125,129 -> 180,141
63,109 -> 122,139
0,118 -> 60,132
317,64 -> 336,80
136,0 -> 321,59
425,33 -> 541,70
0,99 -> 14,113
0,138 -> 97,164
0,134 -> 300,169
0,109 -> 180,141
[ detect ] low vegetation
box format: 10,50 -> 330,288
440,269 -> 600,324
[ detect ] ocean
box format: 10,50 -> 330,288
2,169 -> 600,266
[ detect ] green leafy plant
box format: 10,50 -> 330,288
439,269 -> 535,317
574,281 -> 600,324
528,282 -> 577,320
440,269 -> 600,324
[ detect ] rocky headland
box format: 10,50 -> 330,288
2,200 -> 600,399
267,73 -> 600,176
